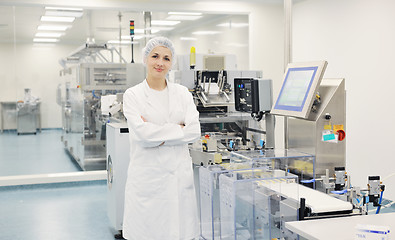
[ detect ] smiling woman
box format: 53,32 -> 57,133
122,36 -> 201,240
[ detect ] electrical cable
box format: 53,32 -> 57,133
300,179 -> 316,184
331,189 -> 348,195
92,90 -> 100,99
376,191 -> 384,214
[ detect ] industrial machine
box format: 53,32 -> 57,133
270,61 -> 346,177
16,89 -> 41,135
106,122 -> 130,237
172,68 -> 276,166
194,60 -> 374,240
58,43 -> 144,170
199,156 -> 388,240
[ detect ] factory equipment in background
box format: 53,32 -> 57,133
57,43 -> 145,171
271,61 -> 346,177
172,53 -> 276,166
16,88 -> 41,135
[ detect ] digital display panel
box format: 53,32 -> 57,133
273,66 -> 318,112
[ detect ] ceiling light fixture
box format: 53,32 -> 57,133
45,10 -> 83,18
45,7 -> 83,11
168,12 -> 202,15
151,27 -> 173,32
134,28 -> 160,34
33,38 -> 59,43
41,16 -> 75,23
134,29 -> 145,34
38,25 -> 71,31
35,32 -> 63,38
151,20 -> 180,26
166,15 -> 202,21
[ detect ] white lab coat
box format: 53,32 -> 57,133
122,79 -> 201,240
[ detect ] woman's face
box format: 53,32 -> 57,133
146,46 -> 172,80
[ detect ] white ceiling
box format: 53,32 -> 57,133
0,5 -> 234,45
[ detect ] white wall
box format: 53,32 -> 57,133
0,43 -> 77,129
293,0 -> 395,200
170,14 -> 250,70
249,3 -> 285,149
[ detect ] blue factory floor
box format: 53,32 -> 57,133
0,129 -> 80,176
0,129 -> 117,239
0,181 -> 116,240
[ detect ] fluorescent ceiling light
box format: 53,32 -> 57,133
180,37 -> 197,41
145,28 -> 161,33
35,32 -> 63,38
166,15 -> 202,21
217,22 -> 249,28
33,38 -> 59,43
134,29 -> 144,34
132,35 -> 144,40
168,12 -> 202,15
38,25 -> 71,31
151,20 -> 180,26
45,10 -> 83,18
192,31 -> 221,35
134,28 -> 160,34
151,27 -> 173,32
45,7 -> 83,11
41,16 -> 75,23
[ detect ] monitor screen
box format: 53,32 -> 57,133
271,61 -> 327,119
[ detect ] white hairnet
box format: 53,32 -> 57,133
142,36 -> 176,67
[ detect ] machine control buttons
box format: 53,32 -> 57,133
324,113 -> 331,120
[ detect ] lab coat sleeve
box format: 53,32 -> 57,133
163,89 -> 201,146
123,89 -> 184,148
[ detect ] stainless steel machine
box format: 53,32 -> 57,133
193,61 -> 356,240
16,102 -> 40,135
58,43 -> 145,170
106,122 -> 130,235
16,88 -> 41,135
271,61 -> 346,177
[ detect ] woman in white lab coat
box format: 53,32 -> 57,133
122,37 -> 201,240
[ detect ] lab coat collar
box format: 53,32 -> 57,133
142,78 -> 174,96
142,79 -> 176,117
